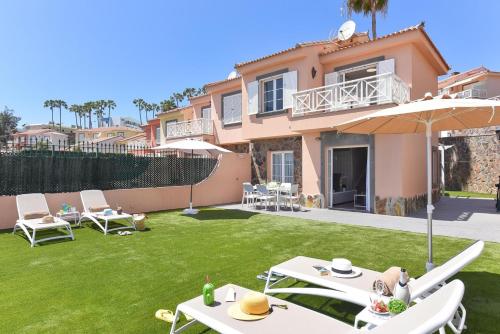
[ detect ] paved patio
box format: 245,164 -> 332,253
217,197 -> 500,242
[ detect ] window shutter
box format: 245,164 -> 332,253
325,71 -> 338,86
247,81 -> 259,115
282,70 -> 297,110
234,93 -> 242,122
377,58 -> 395,74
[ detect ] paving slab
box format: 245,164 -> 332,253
216,197 -> 500,243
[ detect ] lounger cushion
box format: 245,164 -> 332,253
19,218 -> 70,230
89,205 -> 110,212
23,211 -> 50,220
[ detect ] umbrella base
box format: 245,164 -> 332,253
183,208 -> 199,215
426,261 -> 435,272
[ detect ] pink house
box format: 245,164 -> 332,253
156,23 -> 450,216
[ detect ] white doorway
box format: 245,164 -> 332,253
327,145 -> 370,211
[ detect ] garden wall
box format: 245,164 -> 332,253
0,153 -> 250,229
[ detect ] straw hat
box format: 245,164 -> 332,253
227,291 -> 270,321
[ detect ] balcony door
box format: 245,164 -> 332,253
201,106 -> 211,120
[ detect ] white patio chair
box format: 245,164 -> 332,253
241,182 -> 259,207
13,193 -> 74,247
79,190 -> 135,235
281,184 -> 301,211
256,184 -> 278,211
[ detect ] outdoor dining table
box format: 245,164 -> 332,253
254,184 -> 291,211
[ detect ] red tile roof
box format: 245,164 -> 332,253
204,75 -> 241,88
438,66 -> 492,88
77,126 -> 143,133
319,23 -> 449,71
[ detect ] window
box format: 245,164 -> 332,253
117,132 -> 125,137
107,133 -> 114,138
262,76 -> 283,112
93,133 -> 99,139
78,133 -> 85,142
222,92 -> 242,125
155,126 -> 160,145
271,151 -> 294,184
201,106 -> 211,120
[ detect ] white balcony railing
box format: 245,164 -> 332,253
166,118 -> 213,139
292,73 -> 410,117
457,88 -> 487,99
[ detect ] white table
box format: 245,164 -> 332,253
56,211 -> 81,225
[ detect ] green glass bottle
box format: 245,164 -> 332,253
203,275 -> 214,306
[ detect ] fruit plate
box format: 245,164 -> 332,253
368,306 -> 390,316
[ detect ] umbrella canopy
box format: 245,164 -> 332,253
153,138 -> 232,156
336,95 -> 500,134
336,94 -> 500,271
153,138 -> 232,214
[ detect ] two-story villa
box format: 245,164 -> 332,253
154,23 -> 449,216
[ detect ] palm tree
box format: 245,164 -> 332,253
106,99 -> 116,122
150,103 -> 160,118
183,87 -> 197,100
133,98 -> 146,124
68,104 -> 81,128
83,101 -> 94,129
346,0 -> 389,39
54,100 -> 67,131
43,100 -> 57,128
195,87 -> 207,96
160,98 -> 176,112
172,93 -> 184,107
93,100 -> 106,127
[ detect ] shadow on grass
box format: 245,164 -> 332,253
11,228 -> 74,247
190,209 -> 259,221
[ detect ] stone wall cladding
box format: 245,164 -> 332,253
221,143 -> 249,153
250,137 -> 302,187
440,134 -> 499,194
375,189 -> 441,216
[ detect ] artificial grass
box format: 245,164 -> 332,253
444,190 -> 496,199
1,208 -> 499,333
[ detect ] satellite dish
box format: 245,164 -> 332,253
337,20 -> 356,41
227,70 -> 238,80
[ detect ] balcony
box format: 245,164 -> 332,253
166,118 -> 213,139
292,73 -> 410,117
457,88 -> 487,99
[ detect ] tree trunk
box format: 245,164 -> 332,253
371,5 -> 377,39
74,112 -> 78,128
89,113 -> 92,129
139,109 -> 143,125
59,107 -> 62,131
51,108 -> 54,128
108,107 -> 111,120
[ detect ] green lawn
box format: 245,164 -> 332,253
1,208 -> 499,333
444,190 -> 496,199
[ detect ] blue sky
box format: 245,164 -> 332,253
1,0 -> 499,126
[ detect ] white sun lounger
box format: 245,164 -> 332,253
79,190 -> 135,235
170,280 -> 465,334
264,240 -> 484,333
13,193 -> 74,247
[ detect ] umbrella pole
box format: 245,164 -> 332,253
190,149 -> 193,210
425,122 -> 435,272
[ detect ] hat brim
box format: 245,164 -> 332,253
227,302 -> 270,321
330,266 -> 362,278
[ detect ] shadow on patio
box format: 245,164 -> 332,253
409,197 -> 498,221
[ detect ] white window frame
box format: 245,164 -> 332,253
201,106 -> 211,120
117,132 -> 125,137
78,133 -> 85,142
260,74 -> 284,113
222,92 -> 242,125
271,151 -> 294,184
154,126 -> 160,145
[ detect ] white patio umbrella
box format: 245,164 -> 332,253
336,94 -> 500,271
153,138 -> 232,214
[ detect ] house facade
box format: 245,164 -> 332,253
152,23 -> 450,215
438,67 -> 500,194
75,126 -> 144,144
12,128 -> 68,148
142,118 -> 161,147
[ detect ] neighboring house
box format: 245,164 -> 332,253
22,123 -> 76,142
12,129 -> 68,148
438,67 -> 500,194
142,118 -> 161,146
75,126 -> 143,144
116,133 -> 147,150
101,116 -> 142,130
148,23 -> 450,216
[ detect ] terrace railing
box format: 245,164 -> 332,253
457,88 -> 487,99
166,119 -> 213,139
292,73 -> 410,117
